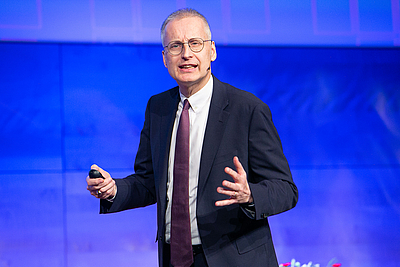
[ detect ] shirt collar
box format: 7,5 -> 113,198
179,76 -> 213,113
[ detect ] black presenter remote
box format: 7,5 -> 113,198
89,169 -> 104,179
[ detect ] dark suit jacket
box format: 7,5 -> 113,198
101,75 -> 298,267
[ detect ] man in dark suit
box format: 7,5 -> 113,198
87,8 -> 298,267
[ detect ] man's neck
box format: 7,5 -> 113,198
178,74 -> 212,98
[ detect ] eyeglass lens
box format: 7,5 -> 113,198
167,38 -> 206,55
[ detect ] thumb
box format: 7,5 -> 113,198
91,164 -> 99,170
90,164 -> 109,179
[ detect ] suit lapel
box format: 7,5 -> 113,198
197,76 -> 230,197
157,88 -> 180,212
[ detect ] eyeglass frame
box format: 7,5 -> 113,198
163,38 -> 213,55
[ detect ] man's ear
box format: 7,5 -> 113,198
162,50 -> 168,68
211,41 -> 217,62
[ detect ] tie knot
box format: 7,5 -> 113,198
183,99 -> 190,111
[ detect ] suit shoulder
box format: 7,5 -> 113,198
145,86 -> 179,116
149,86 -> 179,104
219,80 -> 267,108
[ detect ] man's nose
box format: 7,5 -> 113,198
181,43 -> 193,58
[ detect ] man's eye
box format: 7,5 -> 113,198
190,41 -> 201,46
170,43 -> 181,49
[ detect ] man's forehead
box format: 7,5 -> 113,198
165,17 -> 207,39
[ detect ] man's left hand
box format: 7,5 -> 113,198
215,156 -> 253,207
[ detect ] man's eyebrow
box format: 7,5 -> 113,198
170,37 -> 202,42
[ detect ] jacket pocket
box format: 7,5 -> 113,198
234,226 -> 270,255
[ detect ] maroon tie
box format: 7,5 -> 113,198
170,99 -> 193,267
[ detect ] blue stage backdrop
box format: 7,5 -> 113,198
0,0 -> 399,46
0,42 -> 399,267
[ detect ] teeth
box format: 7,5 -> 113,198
181,65 -> 195,69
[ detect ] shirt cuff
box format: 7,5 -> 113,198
240,202 -> 255,219
105,186 -> 117,202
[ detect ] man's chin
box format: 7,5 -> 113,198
176,77 -> 199,87
176,73 -> 210,87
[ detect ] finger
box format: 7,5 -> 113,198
99,179 -> 114,194
224,167 -> 243,186
97,188 -> 107,198
224,157 -> 245,184
233,156 -> 245,176
224,166 -> 237,178
221,180 -> 239,190
91,164 -> 99,170
89,188 -> 101,198
87,179 -> 108,197
94,165 -> 111,179
100,188 -> 113,199
97,185 -> 112,198
100,178 -> 117,199
215,198 -> 236,207
88,185 -> 101,196
217,186 -> 237,197
86,177 -> 104,186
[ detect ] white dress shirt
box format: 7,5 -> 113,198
165,76 -> 213,245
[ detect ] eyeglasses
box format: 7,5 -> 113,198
164,38 -> 212,55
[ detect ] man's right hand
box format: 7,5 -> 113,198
86,164 -> 117,200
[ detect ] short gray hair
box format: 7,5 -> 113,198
160,8 -> 212,47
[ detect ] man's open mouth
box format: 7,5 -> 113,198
179,64 -> 197,69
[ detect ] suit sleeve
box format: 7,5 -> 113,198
247,103 -> 298,220
100,98 -> 157,214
